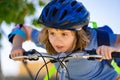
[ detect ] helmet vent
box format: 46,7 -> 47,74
54,0 -> 58,2
60,10 -> 67,20
71,1 -> 77,7
76,6 -> 83,12
45,8 -> 49,17
60,0 -> 65,4
52,8 -> 58,16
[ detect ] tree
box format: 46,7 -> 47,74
0,0 -> 46,79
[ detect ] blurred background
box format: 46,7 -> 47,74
0,0 -> 120,80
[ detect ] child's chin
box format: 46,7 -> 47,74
56,51 -> 65,53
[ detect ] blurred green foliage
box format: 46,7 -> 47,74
0,0 -> 35,24
0,0 -> 47,46
39,0 -> 46,6
32,19 -> 44,28
0,0 -> 47,30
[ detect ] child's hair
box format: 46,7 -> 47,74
39,26 -> 90,55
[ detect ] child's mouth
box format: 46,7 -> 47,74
55,46 -> 64,51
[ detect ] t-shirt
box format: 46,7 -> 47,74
31,28 -> 118,80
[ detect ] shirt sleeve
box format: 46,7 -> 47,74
31,29 -> 45,48
109,33 -> 117,46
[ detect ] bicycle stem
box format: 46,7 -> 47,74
59,62 -> 67,80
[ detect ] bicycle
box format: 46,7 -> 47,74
10,49 -> 120,80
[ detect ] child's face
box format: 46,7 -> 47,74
48,28 -> 76,53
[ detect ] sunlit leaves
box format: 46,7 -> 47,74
0,0 -> 46,40
26,2 -> 35,15
32,19 -> 44,28
0,0 -> 35,24
39,0 -> 46,6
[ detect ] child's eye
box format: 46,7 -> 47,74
62,33 -> 68,36
49,32 -> 55,36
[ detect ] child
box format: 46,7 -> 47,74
9,0 -> 120,80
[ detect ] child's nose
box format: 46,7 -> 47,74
54,35 -> 62,42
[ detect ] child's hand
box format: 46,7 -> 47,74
96,45 -> 120,60
10,47 -> 25,61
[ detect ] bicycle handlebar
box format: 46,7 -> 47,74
111,52 -> 120,58
10,49 -> 120,61
9,49 -> 120,80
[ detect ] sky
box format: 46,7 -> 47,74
78,0 -> 120,33
1,0 -> 120,77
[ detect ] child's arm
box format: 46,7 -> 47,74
9,25 -> 34,60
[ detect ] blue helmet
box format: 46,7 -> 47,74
38,0 -> 90,30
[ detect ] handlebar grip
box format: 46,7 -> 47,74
9,49 -> 38,60
9,51 -> 31,59
112,52 -> 120,58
